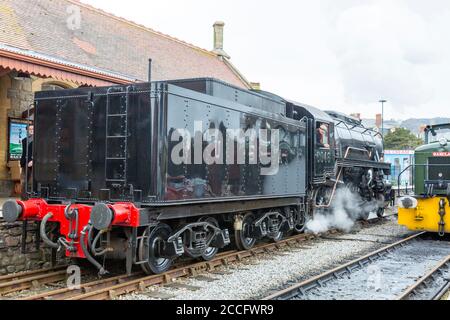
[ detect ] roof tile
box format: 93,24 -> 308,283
0,0 -> 249,88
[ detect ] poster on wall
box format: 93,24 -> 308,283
8,118 -> 29,161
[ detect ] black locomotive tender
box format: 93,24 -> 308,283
14,77 -> 391,275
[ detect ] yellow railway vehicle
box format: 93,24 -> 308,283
399,197 -> 450,235
398,123 -> 450,236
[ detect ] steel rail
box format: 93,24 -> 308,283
396,254 -> 450,300
0,265 -> 67,284
263,231 -> 425,300
66,215 -> 392,300
21,272 -> 143,300
0,266 -> 69,295
433,281 -> 450,300
23,251 -> 237,300
66,233 -> 319,300
19,214 -> 392,300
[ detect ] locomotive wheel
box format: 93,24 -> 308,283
139,223 -> 173,274
235,212 -> 257,251
199,216 -> 220,261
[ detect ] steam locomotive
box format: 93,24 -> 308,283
2,77 -> 391,275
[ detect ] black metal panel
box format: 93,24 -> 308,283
167,78 -> 286,115
156,197 -> 303,221
286,100 -> 334,123
33,80 -> 306,207
428,157 -> 450,181
161,84 -> 307,203
34,83 -> 153,202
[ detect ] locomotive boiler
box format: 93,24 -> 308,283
2,77 -> 391,275
324,111 -> 390,218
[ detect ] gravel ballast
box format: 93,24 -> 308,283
121,216 -> 415,300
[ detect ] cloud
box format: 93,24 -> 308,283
326,0 -> 439,113
81,0 -> 450,119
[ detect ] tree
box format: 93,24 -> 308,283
383,127 -> 423,150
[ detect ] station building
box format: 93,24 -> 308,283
384,150 -> 415,188
0,0 -> 251,196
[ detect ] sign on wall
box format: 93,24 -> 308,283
8,118 -> 29,161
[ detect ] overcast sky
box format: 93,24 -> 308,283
81,0 -> 450,120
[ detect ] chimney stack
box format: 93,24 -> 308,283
213,21 -> 230,59
250,82 -> 261,90
375,113 -> 382,129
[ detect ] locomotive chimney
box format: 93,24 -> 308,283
213,21 -> 230,59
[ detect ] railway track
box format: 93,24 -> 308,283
20,250 -> 236,300
397,254 -> 450,300
0,265 -> 68,296
28,232 -> 323,300
264,231 -> 450,300
3,214 -> 392,300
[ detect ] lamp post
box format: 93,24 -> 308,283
379,100 -> 387,138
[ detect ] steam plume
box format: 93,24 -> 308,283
306,187 -> 380,234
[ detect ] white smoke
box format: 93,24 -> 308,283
306,187 -> 380,234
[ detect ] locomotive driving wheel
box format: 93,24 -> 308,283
139,223 -> 173,274
235,212 -> 257,251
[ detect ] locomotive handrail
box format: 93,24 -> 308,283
397,163 -> 450,197
397,164 -> 414,198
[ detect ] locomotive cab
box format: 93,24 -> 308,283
285,101 -> 336,185
314,121 -> 335,180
